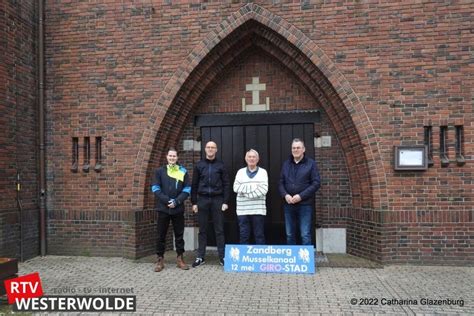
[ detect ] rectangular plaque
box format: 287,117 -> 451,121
224,244 -> 315,274
394,146 -> 428,170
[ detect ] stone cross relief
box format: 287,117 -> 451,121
242,77 -> 270,111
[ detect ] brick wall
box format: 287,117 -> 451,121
40,1 -> 472,263
0,0 -> 38,259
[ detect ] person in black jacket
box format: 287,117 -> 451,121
151,148 -> 191,272
191,141 -> 230,267
279,138 -> 321,245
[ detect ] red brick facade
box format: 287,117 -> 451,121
1,1 -> 472,264
0,0 -> 39,259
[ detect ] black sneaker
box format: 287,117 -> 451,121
192,257 -> 205,268
219,258 -> 224,266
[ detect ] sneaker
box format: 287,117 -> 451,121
192,257 -> 205,268
219,258 -> 224,266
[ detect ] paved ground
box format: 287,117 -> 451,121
2,253 -> 473,315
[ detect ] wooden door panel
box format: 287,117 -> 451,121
268,125 -> 283,225
200,122 -> 314,246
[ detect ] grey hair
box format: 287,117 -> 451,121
246,148 -> 259,159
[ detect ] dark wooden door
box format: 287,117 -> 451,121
200,123 -> 315,245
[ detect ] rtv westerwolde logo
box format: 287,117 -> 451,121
4,272 -> 136,312
4,272 -> 44,304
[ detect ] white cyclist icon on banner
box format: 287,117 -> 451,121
230,247 -> 240,262
298,248 -> 310,263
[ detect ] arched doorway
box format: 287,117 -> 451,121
133,4 -> 387,262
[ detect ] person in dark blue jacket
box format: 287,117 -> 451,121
279,138 -> 321,245
191,141 -> 230,267
151,148 -> 191,272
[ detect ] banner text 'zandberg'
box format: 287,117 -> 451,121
224,245 -> 315,274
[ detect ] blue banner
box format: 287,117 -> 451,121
224,244 -> 315,274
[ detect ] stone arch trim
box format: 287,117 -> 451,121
131,3 -> 388,213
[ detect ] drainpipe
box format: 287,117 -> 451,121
16,173 -> 23,262
38,0 -> 46,256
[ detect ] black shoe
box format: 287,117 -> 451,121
192,257 -> 205,268
219,258 -> 224,266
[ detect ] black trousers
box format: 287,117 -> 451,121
197,196 -> 225,259
156,211 -> 185,257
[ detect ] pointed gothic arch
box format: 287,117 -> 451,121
132,3 -> 388,261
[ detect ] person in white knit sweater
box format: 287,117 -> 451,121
233,149 -> 268,244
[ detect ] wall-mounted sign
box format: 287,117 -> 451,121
394,146 -> 428,170
224,244 -> 315,274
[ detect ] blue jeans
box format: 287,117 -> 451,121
284,204 -> 313,245
238,215 -> 265,245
